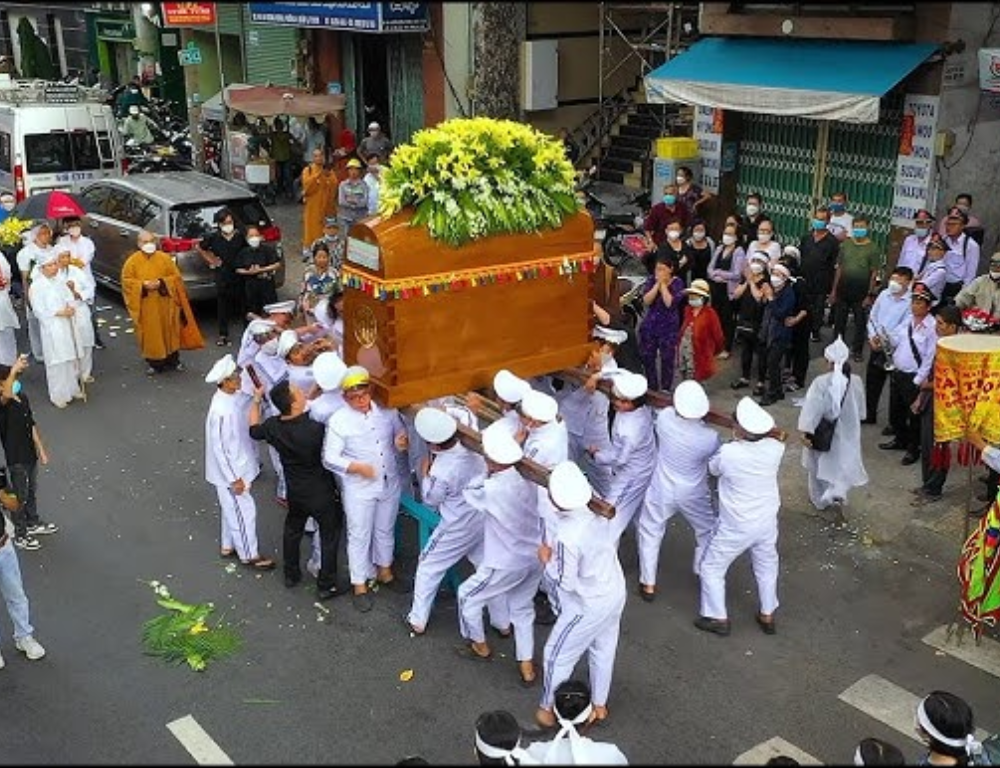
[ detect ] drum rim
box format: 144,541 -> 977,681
937,334 -> 1000,352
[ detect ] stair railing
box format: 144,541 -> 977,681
569,83 -> 635,172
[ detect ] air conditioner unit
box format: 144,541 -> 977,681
521,40 -> 558,112
978,48 -> 1000,93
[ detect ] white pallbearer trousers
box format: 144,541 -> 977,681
343,483 -> 402,585
637,482 -> 717,583
216,484 -> 260,561
698,521 -> 779,621
458,563 -> 542,662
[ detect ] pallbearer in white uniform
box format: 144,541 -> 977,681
536,462 -> 626,729
636,379 -> 720,600
492,368 -> 532,437
457,421 -> 543,687
248,323 -> 290,503
587,371 -> 656,543
322,365 -> 409,613
405,406 -> 494,635
203,354 -> 274,570
695,396 -> 785,637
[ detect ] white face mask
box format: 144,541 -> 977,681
689,296 -> 704,307
750,262 -> 765,275
666,230 -> 681,241
220,223 -> 235,235
1,200 -> 15,211
68,226 -> 82,237
888,279 -> 905,295
675,175 -> 686,186
140,242 -> 156,254
746,204 -> 760,217
757,232 -> 772,242
722,234 -> 737,246
692,231 -> 706,241
248,236 -> 262,248
990,271 -> 1000,281
770,276 -> 785,289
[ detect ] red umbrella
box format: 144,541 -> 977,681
12,190 -> 91,220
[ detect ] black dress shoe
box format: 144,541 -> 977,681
881,425 -> 895,437
901,451 -> 920,466
755,613 -> 777,635
534,601 -> 557,626
758,396 -> 779,407
879,440 -> 906,450
694,616 -> 731,636
860,417 -> 877,425
637,584 -> 656,603
317,586 -> 345,601
284,575 -> 301,589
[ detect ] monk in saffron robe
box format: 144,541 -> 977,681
121,230 -> 204,376
300,147 -> 337,259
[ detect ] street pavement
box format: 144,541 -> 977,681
2,201 -> 998,765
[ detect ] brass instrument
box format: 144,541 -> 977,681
877,324 -> 896,371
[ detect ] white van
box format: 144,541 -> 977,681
0,80 -> 124,201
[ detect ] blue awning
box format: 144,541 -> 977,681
645,38 -> 938,123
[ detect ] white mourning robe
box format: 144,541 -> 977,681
524,725 -> 629,766
0,253 -> 20,365
29,273 -> 89,406
205,388 -> 263,560
637,407 -> 721,581
797,370 -> 869,510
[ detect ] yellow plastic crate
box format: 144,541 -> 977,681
655,137 -> 699,160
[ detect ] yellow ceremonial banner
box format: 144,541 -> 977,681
934,334 -> 1000,444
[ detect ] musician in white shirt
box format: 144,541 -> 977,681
862,266 -> 913,426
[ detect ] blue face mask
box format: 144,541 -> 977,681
852,228 -> 868,239
829,202 -> 846,213
914,227 -> 929,238
811,218 -> 826,231
11,380 -> 21,396
663,194 -> 676,205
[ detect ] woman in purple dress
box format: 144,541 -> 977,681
639,253 -> 685,391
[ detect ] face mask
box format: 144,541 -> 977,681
248,236 -> 262,248
261,338 -> 279,356
68,226 -> 82,237
220,223 -> 235,235
666,230 -> 681,241
692,231 -> 706,241
853,228 -> 868,239
829,202 -> 846,213
746,204 -> 759,217
990,271 -> 1000,281
689,297 -> 704,307
11,380 -> 21,396
663,194 -> 676,205
957,204 -> 970,214
140,242 -> 156,254
757,232 -> 771,242
914,226 -> 928,238
811,218 -> 826,231
770,276 -> 785,289
675,176 -> 686,186
722,234 -> 737,246
1,200 -> 14,211
888,279 -> 904,295
750,262 -> 765,275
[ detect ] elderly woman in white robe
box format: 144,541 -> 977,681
797,336 -> 868,514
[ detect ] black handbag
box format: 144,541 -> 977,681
809,385 -> 850,452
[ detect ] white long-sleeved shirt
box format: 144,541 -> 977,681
421,444 -> 487,526
649,407 -> 721,493
204,389 -> 260,488
943,232 -> 981,286
896,232 -> 932,275
545,507 -> 624,606
308,389 -> 345,425
890,314 -> 938,386
918,260 -> 948,305
524,420 -> 569,469
463,466 -> 541,571
708,437 -> 785,528
866,287 -> 912,340
593,406 -> 656,476
322,401 -> 405,498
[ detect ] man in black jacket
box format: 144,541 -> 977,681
797,206 -> 840,344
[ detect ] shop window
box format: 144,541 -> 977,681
0,132 -> 10,173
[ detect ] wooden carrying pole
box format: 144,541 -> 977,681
400,405 -> 616,520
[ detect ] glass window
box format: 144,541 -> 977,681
25,134 -> 69,174
171,198 -> 272,238
80,185 -> 111,214
133,196 -> 162,228
0,132 -> 10,173
69,131 -> 101,171
103,189 -> 136,223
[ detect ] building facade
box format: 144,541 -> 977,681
0,3 -> 90,79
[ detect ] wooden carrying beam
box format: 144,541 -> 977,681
399,406 -> 617,520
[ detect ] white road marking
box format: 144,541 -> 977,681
166,715 -> 234,765
837,674 -> 988,744
922,624 -> 1000,679
734,736 -> 822,765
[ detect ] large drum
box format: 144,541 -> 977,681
934,334 -> 1000,444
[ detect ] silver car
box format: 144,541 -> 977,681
78,172 -> 286,302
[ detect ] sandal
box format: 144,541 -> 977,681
216,337 -> 229,347
518,660 -> 537,688
403,615 -> 425,636
730,378 -> 750,390
243,557 -> 276,571
454,643 -> 493,663
535,708 -> 557,729
490,624 -> 513,639
220,548 -> 235,558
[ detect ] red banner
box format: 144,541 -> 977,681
162,2 -> 216,26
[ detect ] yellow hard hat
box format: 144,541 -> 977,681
346,158 -> 363,169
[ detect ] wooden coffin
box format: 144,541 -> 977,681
341,208 -> 599,408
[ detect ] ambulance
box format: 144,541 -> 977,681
0,79 -> 124,201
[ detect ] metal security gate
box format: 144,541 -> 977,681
244,25 -> 298,87
736,114 -> 818,245
736,92 -> 903,252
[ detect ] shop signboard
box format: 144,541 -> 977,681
890,94 -> 939,227
162,2 -> 217,26
248,2 -> 429,33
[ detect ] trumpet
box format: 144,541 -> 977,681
876,324 -> 896,371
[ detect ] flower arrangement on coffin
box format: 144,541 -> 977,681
378,117 -> 580,247
140,580 -> 241,672
0,216 -> 33,247
962,307 -> 1000,334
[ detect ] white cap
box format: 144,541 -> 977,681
747,251 -> 770,265
520,389 -> 558,423
824,335 -> 850,366
263,299 -> 296,315
736,396 -> 775,435
312,351 -> 346,391
592,325 -> 628,345
782,245 -> 801,262
481,421 -> 523,465
673,379 -> 709,420
246,318 -> 276,338
415,407 -> 458,444
129,105 -> 139,115
548,461 -> 593,511
276,329 -> 299,359
204,354 -> 237,384
493,369 -> 530,405
612,371 -> 647,401
368,121 -> 380,131
771,263 -> 792,280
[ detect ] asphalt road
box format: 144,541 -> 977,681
2,203 -> 996,765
